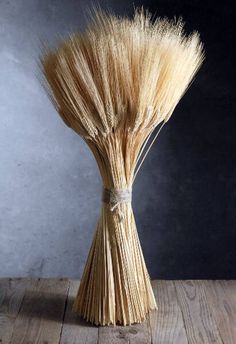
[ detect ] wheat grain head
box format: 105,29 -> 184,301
42,8 -> 204,140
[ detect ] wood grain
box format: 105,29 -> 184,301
149,280 -> 188,344
174,280 -> 223,344
60,280 -> 98,344
10,278 -> 69,344
204,280 -> 236,344
0,278 -> 32,344
98,319 -> 151,344
0,279 -> 235,343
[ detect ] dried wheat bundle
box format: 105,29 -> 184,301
41,8 -> 204,326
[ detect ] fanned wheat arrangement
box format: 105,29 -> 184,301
41,8 -> 204,326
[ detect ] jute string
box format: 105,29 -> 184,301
102,188 -> 132,221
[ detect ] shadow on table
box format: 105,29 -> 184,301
2,289 -> 96,327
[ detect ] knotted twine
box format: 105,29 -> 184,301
102,188 -> 132,221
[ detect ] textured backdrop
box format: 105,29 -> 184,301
0,0 -> 235,279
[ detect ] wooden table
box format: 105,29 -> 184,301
0,279 -> 235,343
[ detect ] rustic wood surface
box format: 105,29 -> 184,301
0,279 -> 235,344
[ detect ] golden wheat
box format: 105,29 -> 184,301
41,8 -> 204,326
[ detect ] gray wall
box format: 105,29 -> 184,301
0,0 -> 235,279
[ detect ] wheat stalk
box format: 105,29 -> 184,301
41,8 -> 204,326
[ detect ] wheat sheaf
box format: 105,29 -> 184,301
42,8 -> 204,326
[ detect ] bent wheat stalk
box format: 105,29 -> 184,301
41,8 -> 204,325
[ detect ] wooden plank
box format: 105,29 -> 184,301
10,278 -> 69,344
175,280 -> 223,344
204,280 -> 236,344
149,280 -> 188,344
60,280 -> 98,344
0,278 -> 32,344
98,319 -> 151,343
0,278 -> 235,344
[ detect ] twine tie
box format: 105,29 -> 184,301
102,188 -> 132,220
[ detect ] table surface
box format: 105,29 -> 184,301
0,278 -> 235,343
